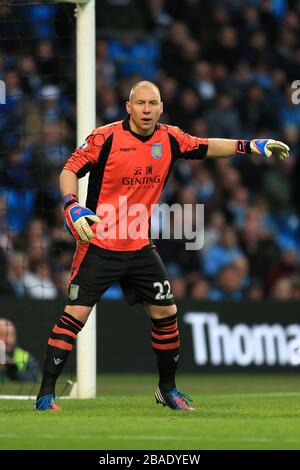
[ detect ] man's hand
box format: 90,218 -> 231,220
63,193 -> 100,243
250,139 -> 290,160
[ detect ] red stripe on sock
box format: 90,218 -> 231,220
53,325 -> 77,339
152,330 -> 179,341
152,340 -> 180,350
48,338 -> 73,351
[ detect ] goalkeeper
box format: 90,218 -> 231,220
34,81 -> 289,412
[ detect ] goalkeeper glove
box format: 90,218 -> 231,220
250,139 -> 290,160
236,139 -> 290,160
63,193 -> 100,243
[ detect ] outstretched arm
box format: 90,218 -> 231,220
166,126 -> 289,162
206,138 -> 290,160
206,139 -> 236,157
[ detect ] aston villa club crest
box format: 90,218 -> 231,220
152,143 -> 162,159
69,284 -> 79,300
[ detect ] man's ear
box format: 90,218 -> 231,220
126,101 -> 131,114
160,101 -> 163,115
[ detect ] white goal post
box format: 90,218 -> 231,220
73,0 -> 97,399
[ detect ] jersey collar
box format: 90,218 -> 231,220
122,116 -> 159,142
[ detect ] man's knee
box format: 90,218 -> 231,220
64,305 -> 93,324
145,303 -> 177,319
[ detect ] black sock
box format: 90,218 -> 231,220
151,314 -> 180,392
37,312 -> 83,399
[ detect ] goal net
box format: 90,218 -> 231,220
0,0 -> 95,399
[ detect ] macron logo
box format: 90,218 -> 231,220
120,147 -> 137,152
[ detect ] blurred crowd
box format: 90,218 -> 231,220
0,0 -> 300,301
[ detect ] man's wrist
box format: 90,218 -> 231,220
235,140 -> 252,155
63,193 -> 79,209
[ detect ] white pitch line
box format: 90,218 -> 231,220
1,391 -> 300,401
0,434 -> 299,445
199,392 -> 300,399
108,436 -> 275,443
0,395 -> 71,400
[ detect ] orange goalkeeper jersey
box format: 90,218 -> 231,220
64,117 -> 208,251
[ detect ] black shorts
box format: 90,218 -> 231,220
67,243 -> 175,307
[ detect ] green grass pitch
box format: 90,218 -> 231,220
1,374 -> 300,450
